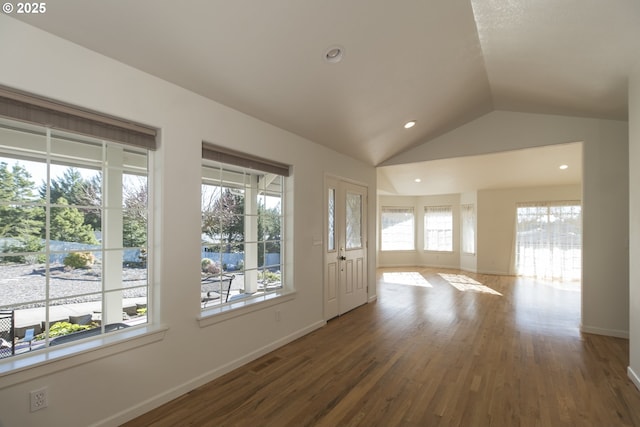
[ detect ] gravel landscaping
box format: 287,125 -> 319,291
0,262 -> 147,310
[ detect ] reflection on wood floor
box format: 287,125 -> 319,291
123,267 -> 640,427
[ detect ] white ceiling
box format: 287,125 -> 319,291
12,0 -> 640,193
378,142 -> 582,196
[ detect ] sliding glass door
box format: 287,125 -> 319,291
515,202 -> 582,281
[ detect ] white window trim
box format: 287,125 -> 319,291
0,120 -> 156,373
0,324 -> 167,389
198,290 -> 296,327
380,206 -> 416,251
200,158 -> 287,313
424,205 -> 454,252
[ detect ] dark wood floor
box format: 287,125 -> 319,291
123,268 -> 640,427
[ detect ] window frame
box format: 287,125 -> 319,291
423,205 -> 454,252
0,114 -> 162,378
199,154 -> 292,322
380,206 -> 416,251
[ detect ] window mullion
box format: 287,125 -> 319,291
44,128 -> 51,344
244,174 -> 259,294
102,145 -> 124,326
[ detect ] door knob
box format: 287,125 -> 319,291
339,256 -> 346,261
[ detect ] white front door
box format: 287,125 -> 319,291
324,177 -> 368,320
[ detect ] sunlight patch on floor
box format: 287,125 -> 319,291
439,273 -> 502,296
381,272 -> 433,288
541,279 -> 581,292
516,275 -> 581,292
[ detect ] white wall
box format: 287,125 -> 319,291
581,120 -> 629,338
476,185 -> 581,275
384,111 -> 629,338
0,17 -> 377,427
629,63 -> 640,390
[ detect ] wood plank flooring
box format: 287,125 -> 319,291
122,268 -> 640,427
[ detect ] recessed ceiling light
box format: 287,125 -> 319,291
414,178 -> 422,183
559,164 -> 569,170
324,46 -> 344,63
404,121 -> 416,129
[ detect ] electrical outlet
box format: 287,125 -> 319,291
30,387 -> 48,412
275,310 -> 281,322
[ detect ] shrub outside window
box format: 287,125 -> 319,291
0,118 -> 150,360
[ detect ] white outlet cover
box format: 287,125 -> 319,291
30,387 -> 48,412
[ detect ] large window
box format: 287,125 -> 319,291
0,118 -> 151,360
380,207 -> 415,250
201,149 -> 286,310
424,206 -> 453,251
515,201 -> 581,281
461,204 -> 475,255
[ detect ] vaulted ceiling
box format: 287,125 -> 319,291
12,0 -> 640,192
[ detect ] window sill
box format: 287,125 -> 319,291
198,290 -> 296,327
0,324 -> 168,389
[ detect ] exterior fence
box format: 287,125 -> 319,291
1,239 -> 279,270
48,241 -> 142,264
0,238 -> 143,264
200,250 -> 280,271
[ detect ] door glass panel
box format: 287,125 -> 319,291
346,192 -> 362,249
328,188 -> 335,251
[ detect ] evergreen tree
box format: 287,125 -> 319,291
40,168 -> 102,231
0,162 -> 44,239
0,162 -> 45,263
49,197 -> 98,244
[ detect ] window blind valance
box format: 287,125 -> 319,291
381,207 -> 414,214
0,85 -> 157,150
516,200 -> 581,208
202,142 -> 290,177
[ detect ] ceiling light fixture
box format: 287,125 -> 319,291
414,178 -> 422,183
559,164 -> 569,170
404,120 -> 416,129
324,46 -> 344,63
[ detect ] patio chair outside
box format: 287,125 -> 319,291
23,328 -> 35,350
201,274 -> 236,307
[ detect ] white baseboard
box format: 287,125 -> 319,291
95,320 -> 327,427
378,263 -> 471,271
580,324 -> 629,339
476,269 -> 512,276
415,263 -> 464,271
629,366 -> 640,392
377,263 -> 420,268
